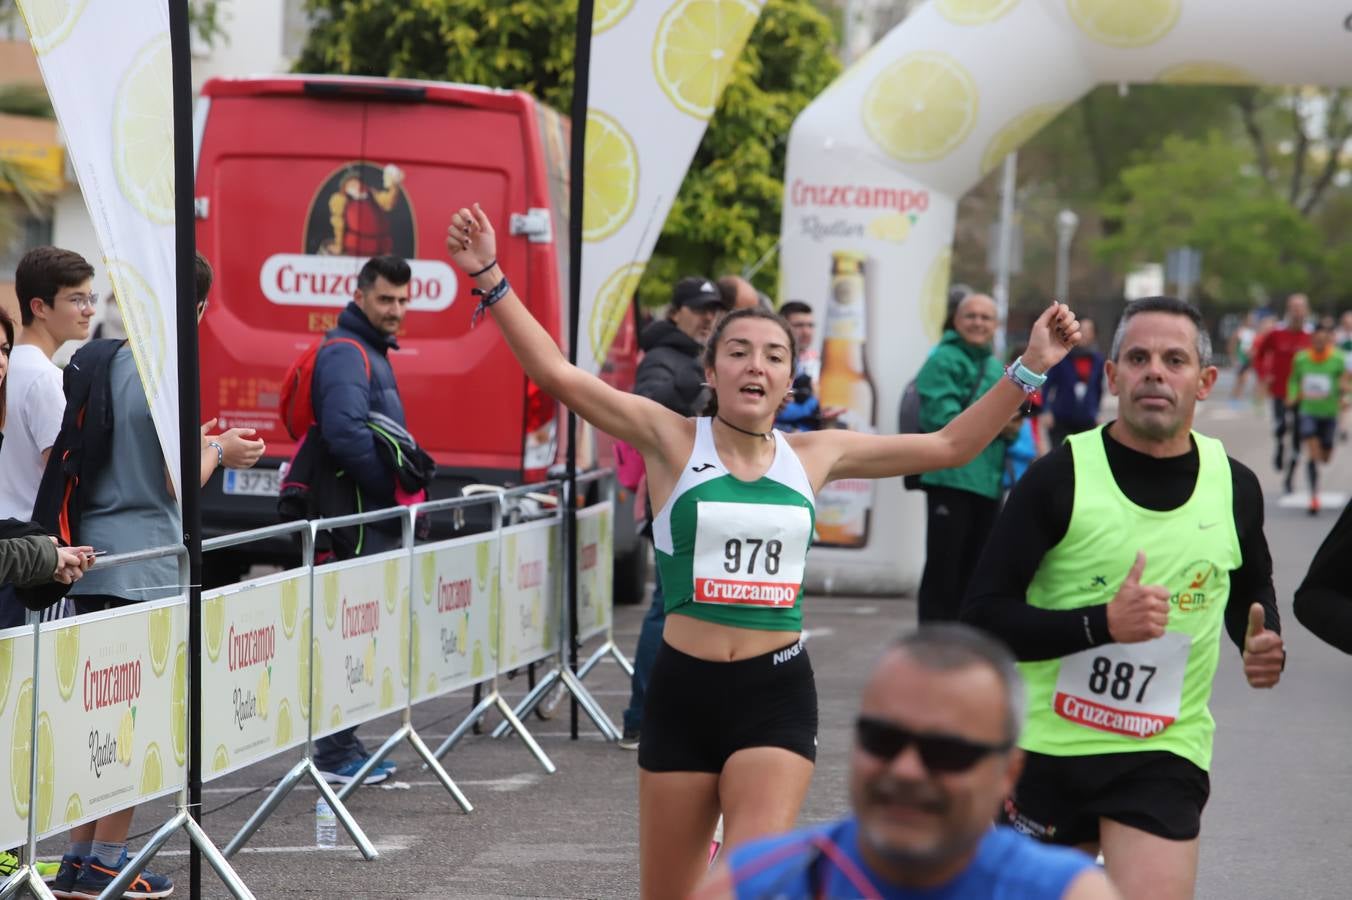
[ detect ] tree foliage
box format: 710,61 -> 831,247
296,0 -> 839,306
1096,132 -> 1323,305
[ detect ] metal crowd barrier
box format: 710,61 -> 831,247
0,544 -> 254,900
0,470 -> 627,897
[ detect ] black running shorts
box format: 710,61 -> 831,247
1000,749 -> 1210,844
638,639 -> 818,773
1298,414 -> 1338,451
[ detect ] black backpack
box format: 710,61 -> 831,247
31,339 -> 125,546
21,339 -> 125,611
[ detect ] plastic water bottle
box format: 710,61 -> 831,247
315,798 -> 337,848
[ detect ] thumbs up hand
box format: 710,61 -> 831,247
1243,602 -> 1284,689
1106,552 -> 1171,643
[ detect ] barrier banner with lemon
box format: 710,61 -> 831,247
574,503 -> 614,643
14,0 -> 184,496
410,534 -> 499,704
32,598 -> 186,839
576,0 -> 766,375
311,552 -> 410,740
200,571 -> 308,781
0,626 -> 37,850
500,521 -> 562,669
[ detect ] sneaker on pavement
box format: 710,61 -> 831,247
48,853 -> 81,898
318,758 -> 389,785
72,851 -> 173,899
1309,496 -> 1321,516
370,756 -> 397,776
618,728 -> 640,751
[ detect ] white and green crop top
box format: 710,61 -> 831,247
652,417 -> 816,632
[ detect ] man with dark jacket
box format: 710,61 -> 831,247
619,276 -> 728,749
1042,318 -> 1105,448
311,255 -> 414,784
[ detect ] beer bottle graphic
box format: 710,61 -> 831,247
815,250 -> 876,548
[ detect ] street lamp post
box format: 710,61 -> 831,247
1055,208 -> 1079,304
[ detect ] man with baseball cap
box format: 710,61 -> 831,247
619,275 -> 731,749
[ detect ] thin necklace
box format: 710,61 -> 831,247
716,414 -> 773,442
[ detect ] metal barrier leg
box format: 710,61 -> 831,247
558,668 -> 622,741
408,729 -> 473,813
492,667 -> 560,739
224,758 -> 309,857
432,690 -> 498,760
608,642 -> 635,678
334,725 -> 406,804
184,815 -> 256,900
493,694 -> 557,774
0,869 -> 55,900
97,809 -> 188,900
576,643 -> 609,679
310,767 -> 378,860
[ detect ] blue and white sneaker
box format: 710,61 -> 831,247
72,850 -> 173,898
317,758 -> 388,785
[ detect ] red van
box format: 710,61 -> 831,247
194,75 -> 645,597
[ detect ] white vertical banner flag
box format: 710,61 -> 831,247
577,0 -> 765,374
16,0 -> 181,496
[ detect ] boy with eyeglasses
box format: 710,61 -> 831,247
694,626 -> 1114,899
0,247 -> 96,627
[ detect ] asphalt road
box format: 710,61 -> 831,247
39,383 -> 1352,899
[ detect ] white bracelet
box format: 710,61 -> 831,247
208,440 -> 224,467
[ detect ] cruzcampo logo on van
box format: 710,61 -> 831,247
259,161 -> 457,311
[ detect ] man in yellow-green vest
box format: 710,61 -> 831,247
962,296 -> 1286,900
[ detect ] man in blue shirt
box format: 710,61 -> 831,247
695,625 -> 1116,899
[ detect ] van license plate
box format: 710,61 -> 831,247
223,469 -> 280,497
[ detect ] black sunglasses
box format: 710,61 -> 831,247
855,716 -> 1013,774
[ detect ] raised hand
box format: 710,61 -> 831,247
1021,302 -> 1081,374
1106,551 -> 1171,643
1243,602 -> 1284,689
216,428 -> 266,469
446,203 -> 498,275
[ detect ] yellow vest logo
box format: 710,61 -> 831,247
1171,561 -> 1219,613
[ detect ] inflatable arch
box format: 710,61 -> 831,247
779,0 -> 1352,594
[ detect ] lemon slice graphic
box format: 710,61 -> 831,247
113,35 -> 174,224
1068,0 -> 1180,48
212,744 -> 229,775
105,260 -> 167,401
204,595 -> 225,662
921,250 -> 953,344
34,713 -> 54,833
140,742 -> 163,796
63,792 -> 83,826
653,0 -> 762,120
590,262 -> 646,363
280,579 -> 300,638
980,102 -> 1069,176
54,625 -> 79,702
594,0 -> 634,35
863,52 -> 979,163
584,110 -> 639,242
11,678 -> 32,818
20,0 -> 87,54
171,642 -> 187,766
0,638 -> 12,716
275,698 -> 293,748
935,0 -> 1019,25
147,607 -> 172,676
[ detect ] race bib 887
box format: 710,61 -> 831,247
1053,632 -> 1192,739
692,501 -> 811,607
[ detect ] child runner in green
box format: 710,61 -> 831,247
1287,320 -> 1348,514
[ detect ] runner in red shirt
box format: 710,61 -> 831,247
1251,293 -> 1312,489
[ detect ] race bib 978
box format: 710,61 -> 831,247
692,501 -> 811,607
1053,632 -> 1192,739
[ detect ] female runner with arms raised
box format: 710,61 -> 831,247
445,204 -> 1080,900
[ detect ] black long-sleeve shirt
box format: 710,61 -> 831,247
1294,501 -> 1352,654
962,425 -> 1279,661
